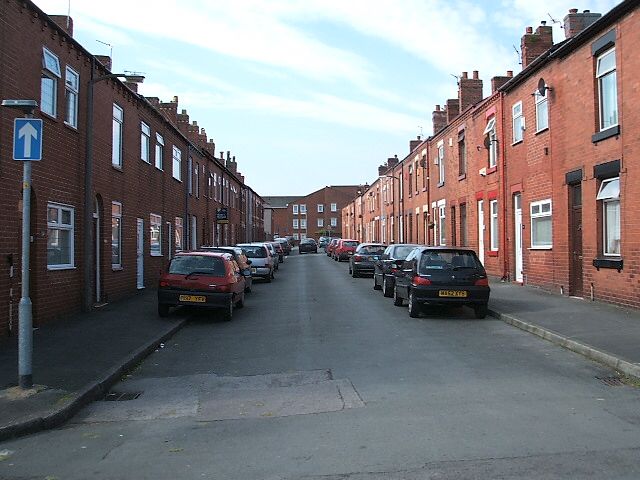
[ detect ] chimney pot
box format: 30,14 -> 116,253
473,70 -> 479,79
181,109 -> 187,114
541,20 -> 547,26
583,9 -> 590,13
172,96 -> 178,103
507,70 -> 513,77
569,8 -> 578,14
461,71 -> 468,79
526,26 -> 533,34
435,105 -> 441,111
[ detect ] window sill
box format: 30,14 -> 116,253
458,174 -> 467,181
172,177 -> 182,183
112,266 -> 124,271
487,250 -> 499,257
47,265 -> 77,271
535,127 -> 549,135
592,125 -> 620,143
529,246 -> 552,250
155,166 -> 163,171
437,182 -> 445,188
150,253 -> 163,257
593,257 -> 623,271
63,122 -> 79,132
41,111 -> 58,122
112,164 -> 123,172
487,166 -> 497,175
512,139 -> 523,146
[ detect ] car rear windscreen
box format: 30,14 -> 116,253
418,250 -> 481,272
242,246 -> 268,258
359,245 -> 385,254
343,241 -> 358,247
395,246 -> 418,259
169,255 -> 226,276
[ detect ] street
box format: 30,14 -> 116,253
1,250 -> 640,479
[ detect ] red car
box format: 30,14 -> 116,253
333,239 -> 359,262
157,251 -> 245,321
326,238 -> 341,257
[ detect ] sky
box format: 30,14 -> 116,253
35,0 -> 622,197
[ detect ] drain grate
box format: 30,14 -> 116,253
103,391 -> 142,401
596,376 -> 625,387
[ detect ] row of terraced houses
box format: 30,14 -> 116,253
0,0 -> 266,335
342,2 -> 640,309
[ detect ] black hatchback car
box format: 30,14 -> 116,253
349,243 -> 386,278
299,238 -> 318,254
373,243 -> 422,297
392,246 -> 490,319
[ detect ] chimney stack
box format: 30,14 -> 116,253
563,8 -> 602,39
387,155 -> 399,168
95,55 -> 112,71
491,70 -> 514,94
458,70 -> 483,112
521,24 -> 553,69
446,98 -> 460,124
409,135 -> 423,153
432,105 -> 447,135
50,16 -> 73,36
378,164 -> 388,176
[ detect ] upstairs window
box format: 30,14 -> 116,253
140,122 -> 151,163
535,90 -> 548,132
292,204 -> 299,215
597,48 -> 618,131
483,117 -> 497,169
155,133 -> 164,170
112,104 -> 124,168
41,47 -> 61,117
331,203 -> 337,212
437,143 -> 445,186
172,146 -> 182,181
64,67 -> 79,128
512,101 -> 524,144
458,130 -> 466,176
300,204 -> 307,214
317,204 -> 324,213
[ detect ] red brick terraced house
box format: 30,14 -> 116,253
0,0 -> 265,336
342,1 -> 640,309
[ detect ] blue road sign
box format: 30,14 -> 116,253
13,118 -> 43,161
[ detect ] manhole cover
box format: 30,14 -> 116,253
596,376 -> 625,387
103,391 -> 142,401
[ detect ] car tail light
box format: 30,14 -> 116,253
413,276 -> 431,286
475,277 -> 489,286
209,283 -> 231,292
354,255 -> 363,261
159,280 -> 170,287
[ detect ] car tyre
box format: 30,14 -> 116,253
351,267 -> 358,278
158,304 -> 170,318
393,286 -> 404,306
265,272 -> 272,283
236,292 -> 244,309
373,276 -> 381,290
408,291 -> 420,318
383,276 -> 393,297
222,300 -> 233,321
474,303 -> 488,319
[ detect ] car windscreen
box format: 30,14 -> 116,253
395,246 -> 418,259
343,241 -> 358,247
358,245 -> 385,254
169,255 -> 226,276
241,246 -> 268,258
418,250 -> 481,272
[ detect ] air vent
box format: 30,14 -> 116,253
103,391 -> 143,401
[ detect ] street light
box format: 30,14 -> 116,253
2,99 -> 39,389
84,60 -> 144,311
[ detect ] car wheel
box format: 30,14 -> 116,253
158,304 -> 170,318
474,303 -> 488,319
408,291 -> 420,318
265,273 -> 272,283
236,292 -> 244,309
222,300 -> 233,321
245,283 -> 252,293
393,286 -> 404,306
383,276 -> 393,298
351,267 -> 358,278
373,276 -> 381,290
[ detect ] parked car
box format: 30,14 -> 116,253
318,236 -> 330,249
274,237 -> 292,255
236,243 -> 275,282
263,242 -> 279,270
373,243 -> 423,297
326,238 -> 340,256
299,238 -> 318,254
199,246 -> 253,293
157,251 -> 245,320
349,243 -> 386,277
333,239 -> 359,261
392,246 -> 490,319
270,241 -> 285,263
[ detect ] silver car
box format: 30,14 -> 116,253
236,243 -> 275,282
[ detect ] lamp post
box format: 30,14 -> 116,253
84,59 -> 144,311
2,99 -> 39,388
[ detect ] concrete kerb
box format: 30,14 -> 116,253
0,318 -> 188,442
489,309 -> 640,381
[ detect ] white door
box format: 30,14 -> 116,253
478,200 -> 485,265
191,215 -> 197,250
514,194 -> 523,282
136,218 -> 144,289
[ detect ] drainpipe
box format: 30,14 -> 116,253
499,92 -> 510,281
185,144 -> 191,250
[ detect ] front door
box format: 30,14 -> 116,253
477,200 -> 485,265
569,184 -> 583,296
94,206 -> 101,303
514,193 -> 523,282
136,218 -> 144,289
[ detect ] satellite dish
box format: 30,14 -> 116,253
537,78 -> 547,96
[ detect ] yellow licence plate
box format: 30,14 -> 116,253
438,290 -> 468,298
179,295 -> 206,303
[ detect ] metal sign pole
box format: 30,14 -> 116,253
19,157 -> 33,388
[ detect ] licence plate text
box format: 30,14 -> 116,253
179,295 -> 206,303
438,290 -> 468,298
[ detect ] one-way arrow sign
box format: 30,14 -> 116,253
13,118 -> 43,161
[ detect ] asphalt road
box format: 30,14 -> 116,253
1,250 -> 640,479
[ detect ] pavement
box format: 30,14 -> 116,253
1,280 -> 640,443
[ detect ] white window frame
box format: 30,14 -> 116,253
155,133 -> 164,170
293,219 -> 299,229
535,90 -> 549,132
150,213 -> 162,256
484,117 -> 497,168
300,218 -> 307,229
175,217 -> 184,252
112,104 -> 124,168
330,217 -> 338,227
331,203 -> 337,212
140,121 -> 151,163
596,48 -> 618,131
512,101 -> 524,144
596,178 -> 620,256
438,202 -> 446,246
41,47 -> 61,117
111,202 -> 122,268
47,203 -> 75,269
293,233 -> 300,240
64,66 -> 79,128
172,146 -> 182,181
317,218 -> 324,228
530,199 -> 553,249
300,204 -> 307,214
292,204 -> 299,215
317,204 -> 324,213
437,143 -> 445,185
490,199 -> 499,251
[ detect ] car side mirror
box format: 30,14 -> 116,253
246,259 -> 252,265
